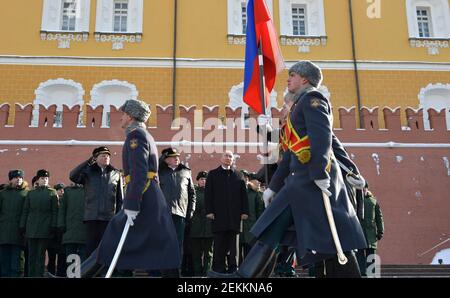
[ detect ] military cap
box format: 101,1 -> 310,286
289,61 -> 323,88
92,146 -> 111,158
54,183 -> 65,190
119,99 -> 151,123
8,169 -> 24,181
240,169 -> 250,178
196,171 -> 208,181
161,147 -> 180,159
36,169 -> 50,179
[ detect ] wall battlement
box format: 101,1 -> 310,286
0,103 -> 448,143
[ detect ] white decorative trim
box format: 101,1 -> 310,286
279,0 -> 326,36
94,32 -> 143,50
227,0 -> 273,39
1,56 -> 450,71
409,38 -> 449,55
202,105 -> 220,112
40,31 -> 89,49
418,83 -> 450,130
33,78 -> 85,127
280,35 -> 327,53
90,80 -> 138,127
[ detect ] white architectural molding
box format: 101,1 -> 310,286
227,0 -> 273,44
2,56 -> 450,71
41,0 -> 90,48
33,78 -> 85,127
95,0 -> 143,49
406,0 -> 450,55
89,80 -> 138,127
418,83 -> 450,130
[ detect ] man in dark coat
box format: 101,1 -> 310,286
205,151 -> 249,274
188,171 -> 214,276
20,169 -> 58,277
159,147 -> 196,262
70,146 -> 123,256
0,170 -> 28,277
209,61 -> 366,278
76,99 -> 180,278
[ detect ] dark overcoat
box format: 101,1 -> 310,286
250,87 -> 367,264
204,166 -> 249,233
97,125 -> 180,270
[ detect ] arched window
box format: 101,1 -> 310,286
418,83 -> 450,130
89,80 -> 138,127
33,78 -> 85,127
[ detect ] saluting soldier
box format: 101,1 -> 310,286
188,171 -> 214,276
0,170 -> 29,277
57,183 -> 87,265
20,169 -> 58,277
76,99 -> 181,278
209,61 -> 367,278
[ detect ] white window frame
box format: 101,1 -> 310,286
227,0 -> 273,36
279,0 -> 326,37
416,7 -> 432,37
405,0 -> 450,39
41,0 -> 90,33
291,4 -> 307,36
95,0 -> 143,34
61,0 -> 77,31
418,83 -> 450,130
241,2 -> 247,35
113,0 -> 128,32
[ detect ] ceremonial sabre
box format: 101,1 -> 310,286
105,220 -> 131,278
321,191 -> 348,265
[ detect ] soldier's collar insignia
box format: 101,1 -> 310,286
129,138 -> 138,149
310,98 -> 321,108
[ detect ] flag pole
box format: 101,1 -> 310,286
257,41 -> 269,187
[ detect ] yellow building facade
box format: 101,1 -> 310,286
0,0 -> 449,127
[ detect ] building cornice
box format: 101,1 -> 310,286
0,55 -> 449,71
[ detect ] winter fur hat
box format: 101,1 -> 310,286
289,61 -> 322,88
8,169 -> 24,181
120,99 -> 151,123
36,169 -> 50,179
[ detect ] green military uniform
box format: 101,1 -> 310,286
20,186 -> 58,277
357,190 -> 384,275
57,185 -> 87,261
188,185 -> 213,276
240,185 -> 264,261
361,191 -> 384,249
0,182 -> 28,276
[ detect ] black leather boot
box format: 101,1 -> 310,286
207,241 -> 276,278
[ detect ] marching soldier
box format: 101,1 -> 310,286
20,169 -> 58,277
75,99 -> 181,278
0,170 -> 29,277
209,61 -> 367,278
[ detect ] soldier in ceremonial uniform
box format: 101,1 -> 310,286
20,169 -> 58,277
0,170 -> 28,277
209,61 -> 366,278
76,99 -> 180,278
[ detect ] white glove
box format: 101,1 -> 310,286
314,179 -> 332,197
124,209 -> 139,226
346,175 -> 366,190
257,115 -> 273,132
263,188 -> 276,208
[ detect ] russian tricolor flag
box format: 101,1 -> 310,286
243,0 -> 285,115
